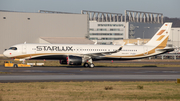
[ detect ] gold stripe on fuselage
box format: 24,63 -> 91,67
14,53 -> 77,59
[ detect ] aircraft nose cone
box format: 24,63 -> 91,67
3,51 -> 9,57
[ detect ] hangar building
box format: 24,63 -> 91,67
82,10 -> 163,44
0,10 -> 89,54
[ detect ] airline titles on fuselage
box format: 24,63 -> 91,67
36,46 -> 73,51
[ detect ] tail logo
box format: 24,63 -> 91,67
156,35 -> 165,41
157,30 -> 165,35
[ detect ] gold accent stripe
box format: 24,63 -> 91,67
105,37 -> 169,58
156,35 -> 165,41
157,30 -> 165,35
14,53 -> 77,59
157,36 -> 169,48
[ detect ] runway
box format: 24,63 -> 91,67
0,65 -> 180,82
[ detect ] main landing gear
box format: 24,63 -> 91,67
83,62 -> 94,68
83,58 -> 94,68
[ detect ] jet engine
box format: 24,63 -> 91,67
60,55 -> 82,65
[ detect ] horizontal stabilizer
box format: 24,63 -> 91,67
156,47 -> 174,52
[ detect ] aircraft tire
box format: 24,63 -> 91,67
14,64 -> 18,68
83,63 -> 89,67
89,63 -> 94,68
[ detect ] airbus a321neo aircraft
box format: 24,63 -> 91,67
3,22 -> 174,68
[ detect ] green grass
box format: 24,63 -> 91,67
0,72 -> 11,74
0,81 -> 180,101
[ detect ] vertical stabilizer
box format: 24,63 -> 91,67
145,23 -> 172,49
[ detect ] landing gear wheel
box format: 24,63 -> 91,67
89,63 -> 94,68
83,63 -> 89,67
14,64 -> 18,68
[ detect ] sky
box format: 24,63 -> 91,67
0,0 -> 180,18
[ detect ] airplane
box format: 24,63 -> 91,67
3,22 -> 174,68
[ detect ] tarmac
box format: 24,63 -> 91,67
0,63 -> 180,82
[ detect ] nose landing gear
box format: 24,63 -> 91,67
83,58 -> 94,68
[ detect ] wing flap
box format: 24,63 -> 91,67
82,42 -> 125,57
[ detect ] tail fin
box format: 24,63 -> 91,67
145,22 -> 172,49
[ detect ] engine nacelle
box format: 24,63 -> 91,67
59,60 -> 67,64
60,56 -> 82,65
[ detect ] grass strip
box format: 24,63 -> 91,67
0,81 -> 180,101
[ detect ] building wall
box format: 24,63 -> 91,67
0,11 -> 88,54
89,21 -> 126,44
128,22 -> 163,39
89,21 -> 162,44
113,39 -> 150,45
168,28 -> 180,48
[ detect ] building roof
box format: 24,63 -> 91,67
40,37 -> 94,44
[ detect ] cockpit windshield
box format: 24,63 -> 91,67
8,47 -> 17,50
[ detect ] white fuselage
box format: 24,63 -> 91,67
3,43 -> 164,60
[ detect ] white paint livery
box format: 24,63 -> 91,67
3,23 -> 173,68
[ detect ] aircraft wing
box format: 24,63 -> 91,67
81,42 -> 125,57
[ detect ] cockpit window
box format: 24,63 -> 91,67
8,47 -> 17,50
